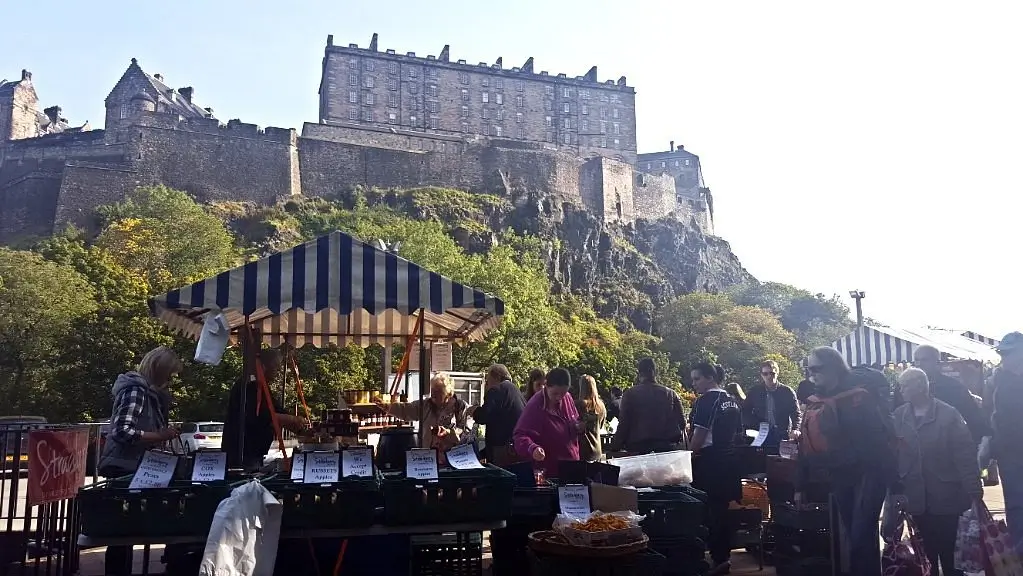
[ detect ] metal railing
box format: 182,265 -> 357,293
1,422 -> 107,576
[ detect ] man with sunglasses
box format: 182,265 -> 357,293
742,360 -> 800,451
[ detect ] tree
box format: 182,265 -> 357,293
728,281 -> 852,352
0,248 -> 97,414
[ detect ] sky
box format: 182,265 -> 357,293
3,0 -> 1020,338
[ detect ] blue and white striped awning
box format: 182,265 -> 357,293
813,325 -> 1000,368
961,331 -> 1001,347
149,231 -> 505,348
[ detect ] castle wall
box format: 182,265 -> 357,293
302,122 -> 464,153
53,162 -> 139,232
0,170 -> 62,244
297,137 -> 431,198
632,171 -> 676,219
131,114 -> 299,204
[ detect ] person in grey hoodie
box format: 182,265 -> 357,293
98,346 -> 183,576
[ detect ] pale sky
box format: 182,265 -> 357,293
3,0 -> 1019,338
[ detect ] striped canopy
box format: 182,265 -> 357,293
961,331 -> 1001,347
816,325 -> 999,367
149,231 -> 505,348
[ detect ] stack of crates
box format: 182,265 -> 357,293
766,456 -> 837,576
637,486 -> 710,576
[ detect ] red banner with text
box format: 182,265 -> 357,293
27,428 -> 89,506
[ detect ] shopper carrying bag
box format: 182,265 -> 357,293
881,502 -> 932,576
977,501 -> 1023,576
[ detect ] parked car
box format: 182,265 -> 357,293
179,422 -> 225,452
1,416 -> 47,473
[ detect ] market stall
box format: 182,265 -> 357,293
816,324 -> 999,368
78,230 -> 513,575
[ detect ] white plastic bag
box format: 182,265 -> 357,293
553,510 -> 646,547
195,312 -> 230,366
200,480 -> 282,576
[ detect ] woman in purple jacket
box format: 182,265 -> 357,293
513,367 -> 581,478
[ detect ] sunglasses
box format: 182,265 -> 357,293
807,365 -> 824,374
761,371 -> 775,377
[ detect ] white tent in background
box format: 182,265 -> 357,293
961,331 -> 1002,348
815,325 -> 999,368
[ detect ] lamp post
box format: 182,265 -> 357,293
849,290 -> 866,328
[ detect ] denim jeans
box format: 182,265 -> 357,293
832,472 -> 887,576
1000,458 -> 1023,554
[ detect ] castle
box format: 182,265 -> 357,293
0,34 -> 714,243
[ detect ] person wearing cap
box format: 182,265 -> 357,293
980,331 -> 1023,553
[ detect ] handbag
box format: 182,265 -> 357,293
956,505 -> 987,573
977,500 -> 1023,576
881,508 -> 932,576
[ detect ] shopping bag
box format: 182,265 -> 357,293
881,509 -> 932,576
956,505 -> 987,573
978,501 -> 1023,576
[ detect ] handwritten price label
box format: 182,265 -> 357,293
558,485 -> 591,517
342,448 -> 374,478
446,444 -> 484,470
406,448 -> 439,480
190,451 -> 226,482
290,454 -> 305,481
303,452 -> 340,484
129,451 -> 178,489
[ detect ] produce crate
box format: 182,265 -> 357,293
647,534 -> 708,576
411,532 -> 483,576
382,465 -> 516,525
637,488 -> 706,538
78,475 -> 244,538
510,485 -> 558,517
527,549 -> 666,576
771,502 -> 830,531
263,474 -> 382,530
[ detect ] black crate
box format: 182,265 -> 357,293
411,532 -> 483,576
528,549 -> 666,576
511,486 -> 558,517
78,475 -> 243,538
770,502 -> 830,531
382,465 -> 516,525
769,523 -> 832,560
774,556 -> 833,576
637,489 -> 706,538
647,534 -> 708,567
491,519 -> 551,576
263,474 -> 382,530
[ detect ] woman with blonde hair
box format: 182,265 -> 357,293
576,374 -> 607,462
379,372 -> 468,451
98,345 -> 184,576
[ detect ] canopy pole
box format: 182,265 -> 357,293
418,307 -> 427,448
237,319 -> 253,470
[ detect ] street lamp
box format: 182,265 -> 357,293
849,290 -> 866,328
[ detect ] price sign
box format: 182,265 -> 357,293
129,451 -> 178,489
190,451 -> 226,482
558,484 -> 591,517
303,452 -> 340,484
290,454 -> 305,481
446,444 -> 484,470
342,448 -> 374,478
751,422 -> 770,448
406,448 -> 439,480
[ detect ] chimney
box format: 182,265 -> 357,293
677,144 -> 684,151
521,57 -> 534,74
617,76 -> 627,86
44,106 -> 61,124
584,66 -> 598,82
669,140 -> 674,152
495,57 -> 503,69
327,34 -> 333,46
21,69 -> 32,82
203,107 -> 214,118
179,87 -> 194,103
369,33 -> 379,51
154,73 -> 164,82
439,45 -> 450,62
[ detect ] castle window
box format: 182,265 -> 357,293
349,59 -> 359,69
389,62 -> 398,74
364,93 -> 375,105
119,103 -> 130,119
349,90 -> 358,104
516,81 -> 525,92
410,98 -> 421,110
517,128 -> 524,139
461,122 -> 469,133
482,77 -> 489,88
349,108 -> 358,121
365,76 -> 375,88
461,106 -> 469,118
461,89 -> 470,102
562,87 -> 572,98
427,84 -> 438,97
601,136 -> 607,148
563,103 -> 570,113
546,132 -> 554,143
365,60 -> 375,72
388,93 -> 398,108
600,108 -> 607,120
482,92 -> 489,103
685,159 -> 691,166
388,112 -> 397,124
613,122 -> 620,135
349,73 -> 358,86
515,95 -> 524,107
601,93 -> 609,103
516,112 -> 523,123
495,78 -> 504,89
482,123 -> 490,136
495,93 -> 503,105
362,110 -> 373,122
581,90 -> 590,100
545,116 -> 553,128
592,137 -> 601,147
409,68 -> 418,79
409,83 -> 418,95
497,109 -> 505,121
459,72 -> 469,84
660,161 -> 666,168
439,142 -> 446,152
482,108 -> 490,120
562,117 -> 570,129
612,108 -> 619,119
544,100 -> 553,111
581,104 -> 589,115
389,78 -> 398,91
600,121 -> 607,133
427,68 -> 438,80
613,138 -> 620,147
545,86 -> 554,98
429,114 -> 439,128
410,114 -> 418,126
581,119 -> 589,131
494,125 -> 503,137
428,101 -> 439,113
611,94 -> 619,104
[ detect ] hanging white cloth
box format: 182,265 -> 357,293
195,312 -> 230,366
199,480 -> 282,576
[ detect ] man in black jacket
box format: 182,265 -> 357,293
912,345 -> 991,444
470,364 -> 525,467
742,360 -> 800,450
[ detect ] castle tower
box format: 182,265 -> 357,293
0,70 -> 41,142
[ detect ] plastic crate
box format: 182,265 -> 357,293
774,556 -> 834,576
78,475 -> 242,538
263,474 -> 382,530
528,549 -> 666,576
411,532 -> 483,576
510,486 -> 558,517
647,534 -> 708,567
637,489 -> 706,538
771,502 -> 830,531
382,465 -> 516,525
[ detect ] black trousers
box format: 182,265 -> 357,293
693,451 -> 741,565
104,545 -> 132,576
705,486 -> 733,564
916,513 -> 962,576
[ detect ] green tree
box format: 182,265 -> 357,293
0,248 -> 97,414
728,281 -> 852,352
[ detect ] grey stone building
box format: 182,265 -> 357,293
637,142 -> 715,234
318,33 -> 638,165
0,70 -> 88,141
